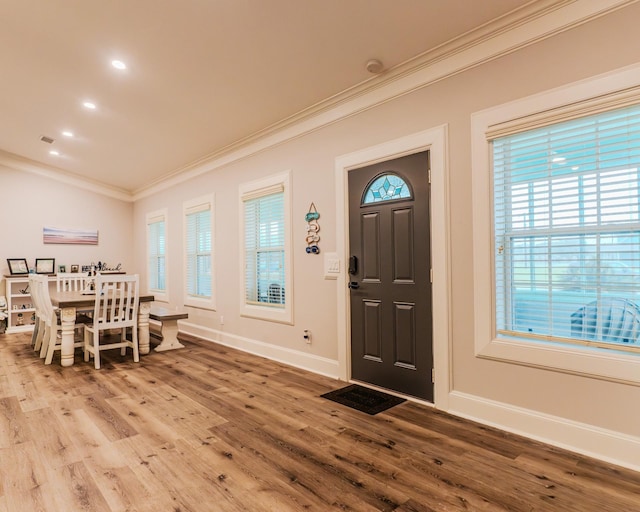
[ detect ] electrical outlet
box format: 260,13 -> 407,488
303,329 -> 311,344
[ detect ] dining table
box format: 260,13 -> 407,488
49,290 -> 155,367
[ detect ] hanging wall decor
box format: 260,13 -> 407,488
305,203 -> 320,254
43,226 -> 99,245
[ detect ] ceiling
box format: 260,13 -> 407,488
0,0 -> 538,195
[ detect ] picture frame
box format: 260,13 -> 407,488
70,264 -> 79,273
58,265 -> 66,273
7,258 -> 29,275
43,226 -> 99,245
35,258 -> 55,275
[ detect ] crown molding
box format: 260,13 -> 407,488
133,0 -> 636,200
0,150 -> 132,202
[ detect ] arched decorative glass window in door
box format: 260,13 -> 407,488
362,173 -> 413,204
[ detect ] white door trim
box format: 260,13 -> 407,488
334,125 -> 451,408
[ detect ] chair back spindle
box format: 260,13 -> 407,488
57,272 -> 90,292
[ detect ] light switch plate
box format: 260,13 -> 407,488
324,252 -> 340,280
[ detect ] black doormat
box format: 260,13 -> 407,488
320,384 -> 406,415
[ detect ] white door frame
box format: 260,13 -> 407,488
334,125 -> 451,408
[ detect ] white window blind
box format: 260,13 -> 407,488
243,191 -> 285,308
185,202 -> 212,300
147,215 -> 166,293
493,104 -> 640,352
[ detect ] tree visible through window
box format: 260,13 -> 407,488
493,104 -> 640,351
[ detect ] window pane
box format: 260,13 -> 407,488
186,208 -> 212,299
244,192 -> 285,307
148,219 -> 166,292
362,173 -> 412,204
494,104 -> 640,350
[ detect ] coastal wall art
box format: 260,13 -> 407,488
43,226 -> 99,245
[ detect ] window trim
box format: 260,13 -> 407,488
471,64 -> 640,386
146,208 -> 169,302
183,194 -> 215,310
238,171 -> 293,324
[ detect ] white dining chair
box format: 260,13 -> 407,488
83,274 -> 140,370
39,276 -> 89,364
29,274 -> 46,351
56,272 -> 90,292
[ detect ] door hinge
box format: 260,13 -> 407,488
431,368 -> 435,383
428,169 -> 431,184
430,268 -> 433,283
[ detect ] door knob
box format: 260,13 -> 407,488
348,281 -> 360,289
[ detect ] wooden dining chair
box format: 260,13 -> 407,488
83,274 -> 140,369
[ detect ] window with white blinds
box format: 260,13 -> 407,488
184,196 -> 214,309
239,171 -> 292,324
146,210 -> 167,298
493,104 -> 640,352
244,189 -> 285,307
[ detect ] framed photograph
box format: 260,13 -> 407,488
7,258 -> 29,275
35,258 -> 55,275
58,265 -> 66,273
43,226 -> 98,245
70,264 -> 79,273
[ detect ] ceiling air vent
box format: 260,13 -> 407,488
40,135 -> 55,144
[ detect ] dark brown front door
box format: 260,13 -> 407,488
348,151 -> 433,401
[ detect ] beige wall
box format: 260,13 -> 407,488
0,165 -> 134,296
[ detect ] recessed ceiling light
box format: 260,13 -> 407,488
62,130 -> 73,137
83,101 -> 96,110
49,150 -> 60,156
111,59 -> 126,70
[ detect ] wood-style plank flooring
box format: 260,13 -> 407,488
1,331 -> 639,511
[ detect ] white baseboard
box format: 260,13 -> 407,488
179,321 -> 341,380
448,390 -> 640,473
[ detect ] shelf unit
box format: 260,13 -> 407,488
5,276 -> 37,333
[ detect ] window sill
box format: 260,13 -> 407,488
150,291 -> 169,303
478,335 -> 640,386
240,304 -> 293,325
184,296 -> 216,311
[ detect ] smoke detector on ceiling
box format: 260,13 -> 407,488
365,59 -> 384,74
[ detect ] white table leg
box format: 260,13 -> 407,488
154,320 -> 186,351
59,307 -> 77,367
138,302 -> 151,355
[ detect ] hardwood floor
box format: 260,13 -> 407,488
1,332 -> 639,512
